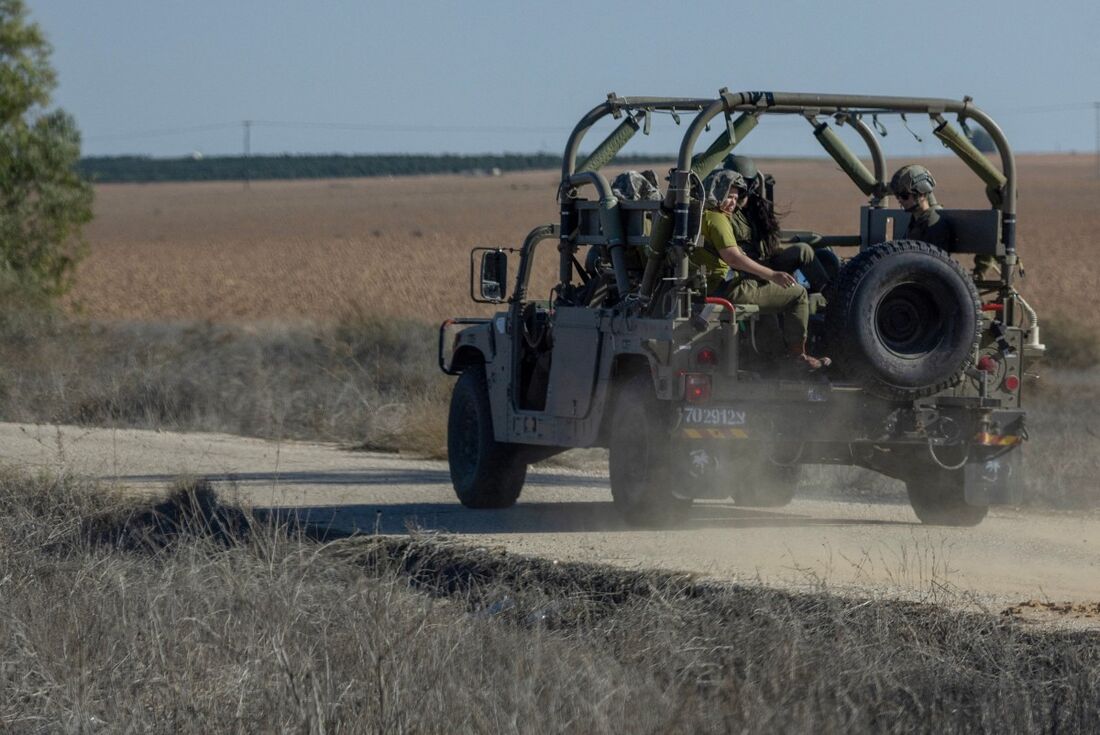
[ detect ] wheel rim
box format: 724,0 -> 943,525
874,282 -> 945,357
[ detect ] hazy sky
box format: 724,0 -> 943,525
30,0 -> 1100,159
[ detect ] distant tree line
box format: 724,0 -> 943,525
77,153 -> 675,184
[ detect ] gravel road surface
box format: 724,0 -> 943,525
4,422 -> 1097,614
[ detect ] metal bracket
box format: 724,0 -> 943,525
899,113 -> 923,143
871,114 -> 888,136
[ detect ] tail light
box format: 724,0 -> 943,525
1003,375 -> 1020,393
684,373 -> 711,403
696,347 -> 719,366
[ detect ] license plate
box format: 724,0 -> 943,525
680,406 -> 747,427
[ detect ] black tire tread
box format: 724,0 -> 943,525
447,364 -> 526,509
906,468 -> 988,527
608,376 -> 692,527
824,240 -> 981,400
734,463 -> 799,507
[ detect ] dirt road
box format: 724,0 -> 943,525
4,422 -> 1097,612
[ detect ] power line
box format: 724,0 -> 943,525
84,119 -> 574,142
84,122 -> 239,142
81,103 -> 1100,155
993,102 -> 1097,115
247,119 -> 572,134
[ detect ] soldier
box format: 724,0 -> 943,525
693,169 -> 829,371
889,164 -> 997,277
889,164 -> 956,250
722,154 -> 834,292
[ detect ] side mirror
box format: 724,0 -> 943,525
477,249 -> 508,303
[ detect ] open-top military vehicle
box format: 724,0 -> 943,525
439,90 -> 1043,526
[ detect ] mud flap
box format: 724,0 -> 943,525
964,448 -> 1024,506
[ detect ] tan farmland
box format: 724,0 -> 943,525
70,154 -> 1099,326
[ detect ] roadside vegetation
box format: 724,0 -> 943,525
1,469 -> 1097,732
0,0 -> 93,298
0,296 -> 450,457
2,291 -> 1099,507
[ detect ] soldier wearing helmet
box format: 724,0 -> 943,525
889,164 -> 955,250
692,169 -> 829,371
722,154 -> 833,292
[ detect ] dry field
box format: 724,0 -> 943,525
69,154 -> 1100,328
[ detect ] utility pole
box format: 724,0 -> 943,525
243,120 -> 252,188
1094,102 -> 1099,179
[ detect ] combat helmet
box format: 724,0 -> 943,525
889,164 -> 936,196
610,170 -> 662,202
722,154 -> 762,193
702,169 -> 748,209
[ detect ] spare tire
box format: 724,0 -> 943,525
824,240 -> 980,400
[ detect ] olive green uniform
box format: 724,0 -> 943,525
905,206 -> 995,276
732,209 -> 829,292
693,209 -> 809,345
905,207 -> 955,249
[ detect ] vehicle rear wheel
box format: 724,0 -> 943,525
609,377 -> 692,527
733,463 -> 799,507
824,240 -> 980,400
447,364 -> 526,509
905,467 -> 988,526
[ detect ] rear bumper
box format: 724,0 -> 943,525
675,398 -> 1026,448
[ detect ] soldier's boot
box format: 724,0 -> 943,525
787,341 -> 831,372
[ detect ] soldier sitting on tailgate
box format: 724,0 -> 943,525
722,155 -> 834,293
691,169 -> 829,372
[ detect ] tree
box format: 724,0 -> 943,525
0,0 -> 92,298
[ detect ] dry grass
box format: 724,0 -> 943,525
64,155 -> 1100,333
1,469 -> 1097,733
0,304 -> 450,457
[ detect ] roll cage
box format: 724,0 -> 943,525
550,89 -> 1019,322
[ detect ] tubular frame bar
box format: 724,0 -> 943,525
676,91 -> 1017,260
837,112 -> 888,204
561,96 -> 715,179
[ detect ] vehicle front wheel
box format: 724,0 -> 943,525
447,364 -> 526,509
608,377 -> 692,526
905,467 -> 988,526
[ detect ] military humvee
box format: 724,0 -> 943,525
439,90 -> 1043,526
